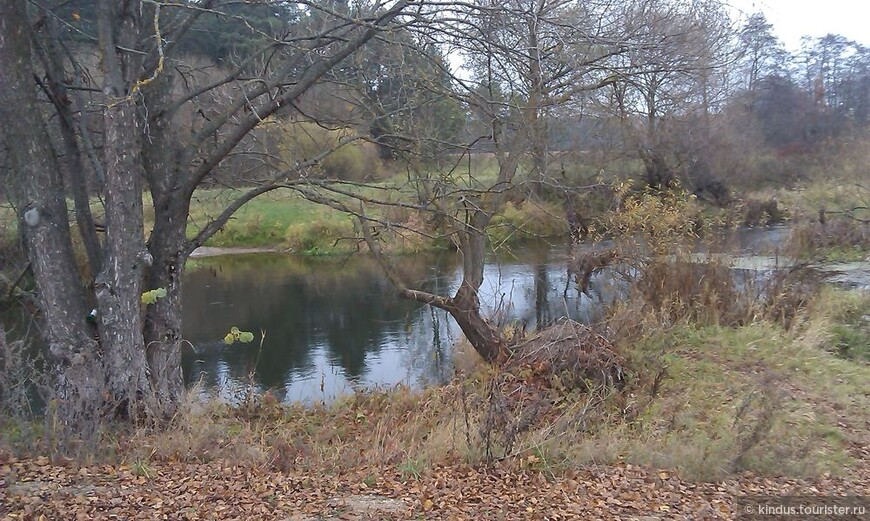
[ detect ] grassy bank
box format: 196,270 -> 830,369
186,189 -> 361,255
145,289 -> 866,482
742,143 -> 870,262
3,286 -> 861,484
185,187 -> 567,255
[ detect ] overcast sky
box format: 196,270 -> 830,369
726,0 -> 870,50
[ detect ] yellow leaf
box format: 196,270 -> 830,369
423,499 -> 433,510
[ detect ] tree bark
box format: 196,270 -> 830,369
93,0 -> 152,419
140,72 -> 189,419
0,0 -> 104,434
143,197 -> 189,419
32,21 -> 104,275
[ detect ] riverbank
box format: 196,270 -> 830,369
185,188 -> 568,255
3,287 -> 868,518
1,178 -> 866,261
185,181 -> 869,259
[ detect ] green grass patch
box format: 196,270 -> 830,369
810,288 -> 870,362
185,190 -> 341,249
489,200 -> 566,246
614,322 -> 861,479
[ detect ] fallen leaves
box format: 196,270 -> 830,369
1,451 -> 868,520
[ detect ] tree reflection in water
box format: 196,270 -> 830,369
181,244 -> 619,404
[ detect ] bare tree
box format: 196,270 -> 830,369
1,0 -> 412,435
737,12 -> 787,93
0,0 -> 105,430
282,0 -> 628,362
603,0 -> 737,190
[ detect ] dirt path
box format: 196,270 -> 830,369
3,456 -> 868,520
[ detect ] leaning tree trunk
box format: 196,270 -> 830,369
382,207 -> 509,364
447,281 -> 508,364
0,0 -> 105,434
450,208 -> 508,363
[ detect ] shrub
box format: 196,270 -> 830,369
787,217 -> 870,262
270,120 -> 382,181
633,257 -> 742,326
284,218 -> 355,254
596,183 -> 706,254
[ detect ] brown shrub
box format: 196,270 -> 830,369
787,217 -> 870,260
508,319 -> 626,391
742,197 -> 785,227
633,257 -> 744,327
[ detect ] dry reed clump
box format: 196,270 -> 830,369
607,249 -> 823,338
787,217 -> 870,261
759,267 -> 820,330
631,257 -> 745,327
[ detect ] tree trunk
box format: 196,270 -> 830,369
143,197 -> 191,419
453,207 -> 508,362
93,0 -> 152,419
139,69 -> 190,419
33,21 -> 104,275
0,0 -> 104,434
448,282 -> 508,364
94,100 -> 152,419
391,207 -> 509,364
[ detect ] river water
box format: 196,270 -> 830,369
180,226 -> 868,404
181,243 -> 600,404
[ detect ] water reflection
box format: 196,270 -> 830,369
180,228 -> 795,404
181,244 -> 609,403
183,253 -> 451,403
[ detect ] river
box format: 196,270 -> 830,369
181,243 -> 598,404
181,226 -> 822,404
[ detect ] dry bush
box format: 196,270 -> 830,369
787,217 -> 870,261
508,320 -> 625,391
731,375 -> 784,473
124,389 -> 267,467
0,343 -> 40,420
595,181 -> 822,333
631,257 -> 745,327
741,197 -> 785,227
608,255 -> 821,338
595,183 -> 706,254
374,208 -> 437,254
469,320 -> 628,461
759,267 -> 820,330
